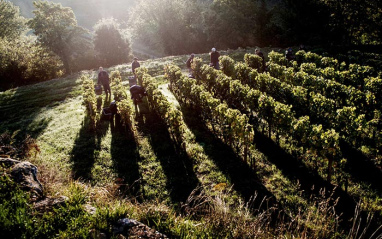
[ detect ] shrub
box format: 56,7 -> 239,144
0,37 -> 63,90
93,18 -> 131,67
244,53 -> 263,72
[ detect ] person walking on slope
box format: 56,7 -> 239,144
285,47 -> 294,61
186,53 -> 195,77
98,67 -> 111,98
255,48 -> 266,72
132,57 -> 140,76
210,47 -> 220,70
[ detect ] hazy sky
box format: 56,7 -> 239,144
11,0 -> 136,28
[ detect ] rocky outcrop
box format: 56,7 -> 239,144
0,157 -> 43,200
34,196 -> 69,211
112,218 -> 168,238
1,157 -> 168,238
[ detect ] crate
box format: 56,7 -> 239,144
95,84 -> 102,95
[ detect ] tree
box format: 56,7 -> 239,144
278,0 -> 332,46
205,0 -> 259,48
0,36 -> 63,90
129,0 -> 210,56
93,18 -> 131,66
319,0 -> 382,45
0,0 -> 26,40
28,0 -> 89,74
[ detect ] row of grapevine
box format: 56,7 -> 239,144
81,73 -> 99,130
268,62 -> 380,115
135,67 -> 186,149
221,54 -> 381,151
109,70 -> 135,132
264,53 -> 381,152
165,65 -> 255,165
221,56 -> 338,125
269,50 -> 375,86
190,59 -> 341,182
267,51 -> 381,113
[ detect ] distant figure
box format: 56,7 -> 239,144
98,67 -> 111,98
210,47 -> 220,70
186,53 -> 195,77
132,57 -> 140,76
285,47 -> 294,61
255,48 -> 266,72
129,85 -> 147,105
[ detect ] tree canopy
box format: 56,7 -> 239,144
1,0 -> 381,90
28,0 -> 90,74
0,0 -> 26,40
93,18 -> 131,67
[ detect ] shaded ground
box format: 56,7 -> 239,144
180,104 -> 276,210
253,131 -> 382,234
136,109 -> 199,205
0,75 -> 79,139
340,140 -> 382,192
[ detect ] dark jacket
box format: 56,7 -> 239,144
256,51 -> 264,60
98,71 -> 109,85
210,51 -> 220,64
186,57 -> 193,68
132,61 -> 140,74
130,85 -> 147,100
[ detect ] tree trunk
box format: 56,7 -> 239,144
62,52 -> 71,75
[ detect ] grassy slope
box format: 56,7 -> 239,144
1,48 -> 381,238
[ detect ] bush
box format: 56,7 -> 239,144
0,37 -> 63,90
0,174 -> 34,238
268,50 -> 287,66
0,175 -> 95,238
71,47 -> 101,72
244,53 -> 264,72
93,18 -> 131,67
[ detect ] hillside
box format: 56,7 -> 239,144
1,48 -> 382,238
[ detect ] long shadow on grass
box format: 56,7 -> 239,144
138,111 -> 199,204
70,97 -> 111,180
110,114 -> 141,198
0,75 -> 77,139
253,132 -> 358,229
180,105 -> 275,209
70,115 -> 98,180
340,140 -> 382,192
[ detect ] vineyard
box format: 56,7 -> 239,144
1,48 -> 382,238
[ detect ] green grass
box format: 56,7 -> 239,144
1,48 -> 382,238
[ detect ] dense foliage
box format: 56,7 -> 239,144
1,48 -> 382,238
0,1 -> 63,91
2,0 -> 381,90
28,0 -> 90,74
0,37 -> 63,90
0,0 -> 26,40
93,18 -> 131,67
128,0 -> 382,55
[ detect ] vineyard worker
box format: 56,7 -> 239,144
299,44 -> 306,51
132,57 -> 140,76
98,67 -> 111,98
186,53 -> 195,77
130,84 -> 147,105
285,47 -> 294,61
255,48 -> 266,72
210,47 -> 220,70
